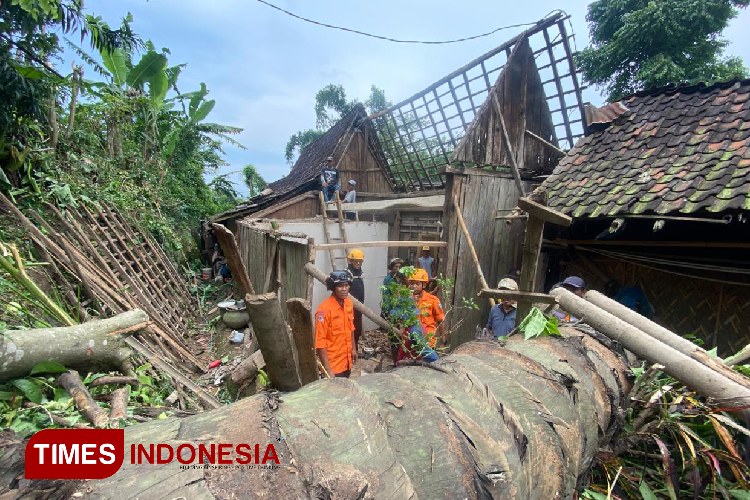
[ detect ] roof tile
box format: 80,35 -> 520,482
544,78 -> 750,217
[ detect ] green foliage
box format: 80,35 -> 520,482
517,307 -> 560,339
585,365 -> 750,498
577,0 -> 750,100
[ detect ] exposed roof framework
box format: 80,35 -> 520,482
369,12 -> 585,191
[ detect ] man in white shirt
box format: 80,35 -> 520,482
342,179 -> 357,203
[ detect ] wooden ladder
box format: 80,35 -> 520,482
319,191 -> 348,270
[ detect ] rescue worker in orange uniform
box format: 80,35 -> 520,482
408,269 -> 445,348
315,270 -> 357,378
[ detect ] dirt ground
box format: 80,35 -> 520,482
352,329 -> 394,377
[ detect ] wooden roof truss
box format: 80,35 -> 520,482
368,12 -> 585,191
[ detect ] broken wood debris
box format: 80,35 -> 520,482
0,192 -> 204,374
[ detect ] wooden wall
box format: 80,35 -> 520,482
249,192 -> 319,221
337,131 -> 393,195
562,254 -> 750,357
234,222 -> 310,319
443,169 -> 533,348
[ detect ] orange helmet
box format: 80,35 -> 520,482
409,268 -> 430,283
347,249 -> 364,260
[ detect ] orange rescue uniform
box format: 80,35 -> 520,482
315,294 -> 355,374
415,291 -> 445,348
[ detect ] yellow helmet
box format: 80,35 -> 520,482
347,249 -> 364,260
409,268 -> 430,283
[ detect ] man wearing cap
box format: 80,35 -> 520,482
551,276 -> 587,322
485,278 -> 519,339
347,249 -> 365,350
417,246 -> 436,280
320,156 -> 340,202
342,179 -> 357,203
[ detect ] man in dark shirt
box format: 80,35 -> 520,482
320,156 -> 340,202
347,248 -> 365,350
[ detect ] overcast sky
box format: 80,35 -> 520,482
85,1 -> 750,196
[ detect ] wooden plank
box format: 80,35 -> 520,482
517,197 -> 572,227
517,215 -> 545,320
286,298 -> 317,386
525,129 -> 564,156
252,192 -> 317,219
315,240 -> 448,251
452,194 -> 495,307
478,288 -> 558,304
211,223 -> 256,296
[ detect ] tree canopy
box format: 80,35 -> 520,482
577,0 -> 750,101
0,3 -> 246,255
284,84 -> 391,163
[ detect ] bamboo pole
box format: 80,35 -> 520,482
304,262 -> 400,337
452,194 -> 495,307
585,290 -> 750,390
550,288 -> 750,417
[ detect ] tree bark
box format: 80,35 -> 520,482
585,290 -> 750,391
109,388 -> 130,423
551,288 -> 750,416
75,329 -> 631,499
0,310 -> 147,382
286,298 -> 317,385
244,292 -> 301,392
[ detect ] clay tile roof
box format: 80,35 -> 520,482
542,79 -> 750,218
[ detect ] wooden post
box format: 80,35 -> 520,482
211,223 -> 255,296
517,215 -> 545,321
286,298 -> 318,385
452,194 -> 495,307
244,291 -> 302,392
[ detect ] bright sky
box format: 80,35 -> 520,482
85,1 -> 750,196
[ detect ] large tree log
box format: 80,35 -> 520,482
0,310 -> 147,381
585,290 -> 750,391
244,292 -> 301,391
71,329 -> 631,499
551,288 -> 750,417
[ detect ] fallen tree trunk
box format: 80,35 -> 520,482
551,288 -> 750,417
0,310 -> 147,381
585,290 -> 750,391
71,329 -> 631,499
245,292 -> 301,392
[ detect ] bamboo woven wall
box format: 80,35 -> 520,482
235,222 -> 309,319
563,254 -> 750,357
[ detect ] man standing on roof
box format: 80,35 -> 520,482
417,246 -> 436,280
486,278 -> 519,340
409,268 -> 445,348
320,156 -> 340,202
347,249 -> 365,350
315,270 -> 357,378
